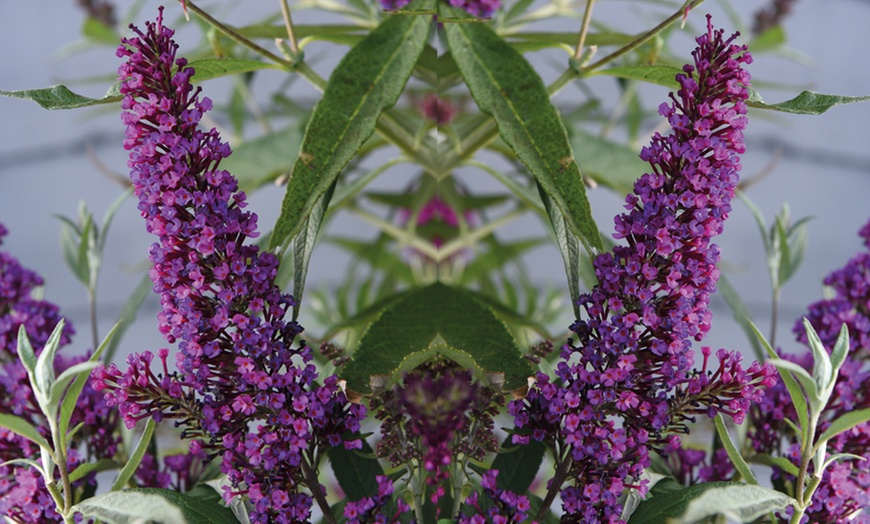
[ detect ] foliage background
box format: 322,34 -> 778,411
1,0 -> 869,366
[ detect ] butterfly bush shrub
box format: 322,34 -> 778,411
1,1 -> 870,523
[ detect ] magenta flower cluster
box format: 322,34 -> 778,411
509,17 -> 775,521
93,10 -> 365,523
0,224 -> 118,522
750,219 -> 870,523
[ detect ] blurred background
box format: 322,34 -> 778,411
1,0 -> 869,366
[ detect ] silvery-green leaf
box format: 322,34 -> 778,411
801,318 -> 833,398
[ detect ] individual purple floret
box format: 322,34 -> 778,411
508,16 -> 775,522
750,218 -> 870,523
97,9 -> 365,523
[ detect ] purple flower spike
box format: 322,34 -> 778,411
100,9 -> 365,523
509,16 -> 773,521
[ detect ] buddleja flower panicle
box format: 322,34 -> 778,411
97,9 -> 365,523
508,16 -> 774,522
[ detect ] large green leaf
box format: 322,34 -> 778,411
222,125 -> 305,193
569,129 -> 645,195
442,4 -> 602,254
341,283 -> 532,394
72,487 -> 237,524
628,481 -> 794,524
0,413 -> 52,451
490,438 -> 545,493
268,1 -> 433,253
328,438 -> 383,501
747,90 -> 870,115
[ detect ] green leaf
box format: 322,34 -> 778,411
69,458 -> 121,483
16,326 -> 38,375
341,283 -> 532,394
187,58 -> 279,83
72,487 -> 238,524
291,182 -> 335,318
111,418 -> 156,491
33,320 -> 67,409
749,453 -> 800,477
593,65 -> 683,89
770,358 -> 819,404
829,323 -> 850,375
748,25 -> 785,53
328,437 -> 383,500
814,408 -> 870,452
49,361 -> 100,409
749,321 -> 809,436
716,275 -> 764,361
629,481 -> 794,524
801,317 -> 834,397
537,184 -> 582,314
103,275 -> 152,365
269,1 -> 432,253
0,84 -> 121,110
222,125 -> 306,193
442,5 -> 602,254
569,129 -> 645,195
490,438 -> 545,493
747,90 -> 870,115
82,17 -> 119,45
714,415 -> 757,485
460,238 -> 545,284
0,413 -> 52,451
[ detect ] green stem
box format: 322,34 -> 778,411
437,206 -> 528,260
573,0 -> 597,61
88,288 -> 99,355
770,287 -> 780,349
581,0 -> 706,73
346,205 -> 440,259
278,0 -> 300,55
183,0 -> 294,68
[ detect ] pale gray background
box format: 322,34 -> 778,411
2,0 -> 869,368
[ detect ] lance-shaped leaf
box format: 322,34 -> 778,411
72,487 -> 237,524
269,1 -> 433,253
441,4 -> 602,254
341,283 -> 532,395
0,58 -> 277,110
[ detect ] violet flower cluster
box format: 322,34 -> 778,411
749,219 -> 870,523
93,10 -> 365,523
459,470 -> 536,524
0,224 -> 118,522
509,17 -> 775,522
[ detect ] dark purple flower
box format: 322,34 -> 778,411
508,17 -> 773,521
99,10 -> 365,523
459,470 -> 536,524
